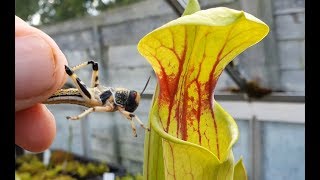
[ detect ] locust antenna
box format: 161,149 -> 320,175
140,76 -> 151,96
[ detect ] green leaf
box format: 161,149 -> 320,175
234,158 -> 248,180
182,0 -> 201,16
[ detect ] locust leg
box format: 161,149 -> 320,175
67,106 -> 113,120
71,61 -> 100,88
118,107 -> 150,137
65,65 -> 94,102
132,114 -> 151,131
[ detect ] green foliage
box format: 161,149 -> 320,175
15,0 -> 40,23
15,0 -> 143,25
181,0 -> 200,16
15,153 -> 109,180
116,173 -> 144,180
39,0 -> 87,25
93,0 -> 143,11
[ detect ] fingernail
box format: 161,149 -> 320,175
15,35 -> 56,99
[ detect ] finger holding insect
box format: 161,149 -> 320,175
15,16 -> 67,152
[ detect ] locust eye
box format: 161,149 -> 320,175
125,91 -> 140,112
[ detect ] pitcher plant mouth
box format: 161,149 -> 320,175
138,2 -> 269,179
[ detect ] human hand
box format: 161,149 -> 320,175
15,16 -> 68,152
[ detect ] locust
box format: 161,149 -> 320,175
43,61 -> 151,137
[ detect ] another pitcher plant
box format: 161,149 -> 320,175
137,0 -> 269,179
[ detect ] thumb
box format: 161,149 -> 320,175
15,16 -> 68,111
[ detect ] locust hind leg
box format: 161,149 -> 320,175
71,61 -> 100,88
65,65 -> 94,102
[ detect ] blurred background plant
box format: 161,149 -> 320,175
15,151 -> 143,179
15,151 -> 109,180
16,0 -> 142,26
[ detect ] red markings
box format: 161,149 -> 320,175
153,30 -> 227,159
